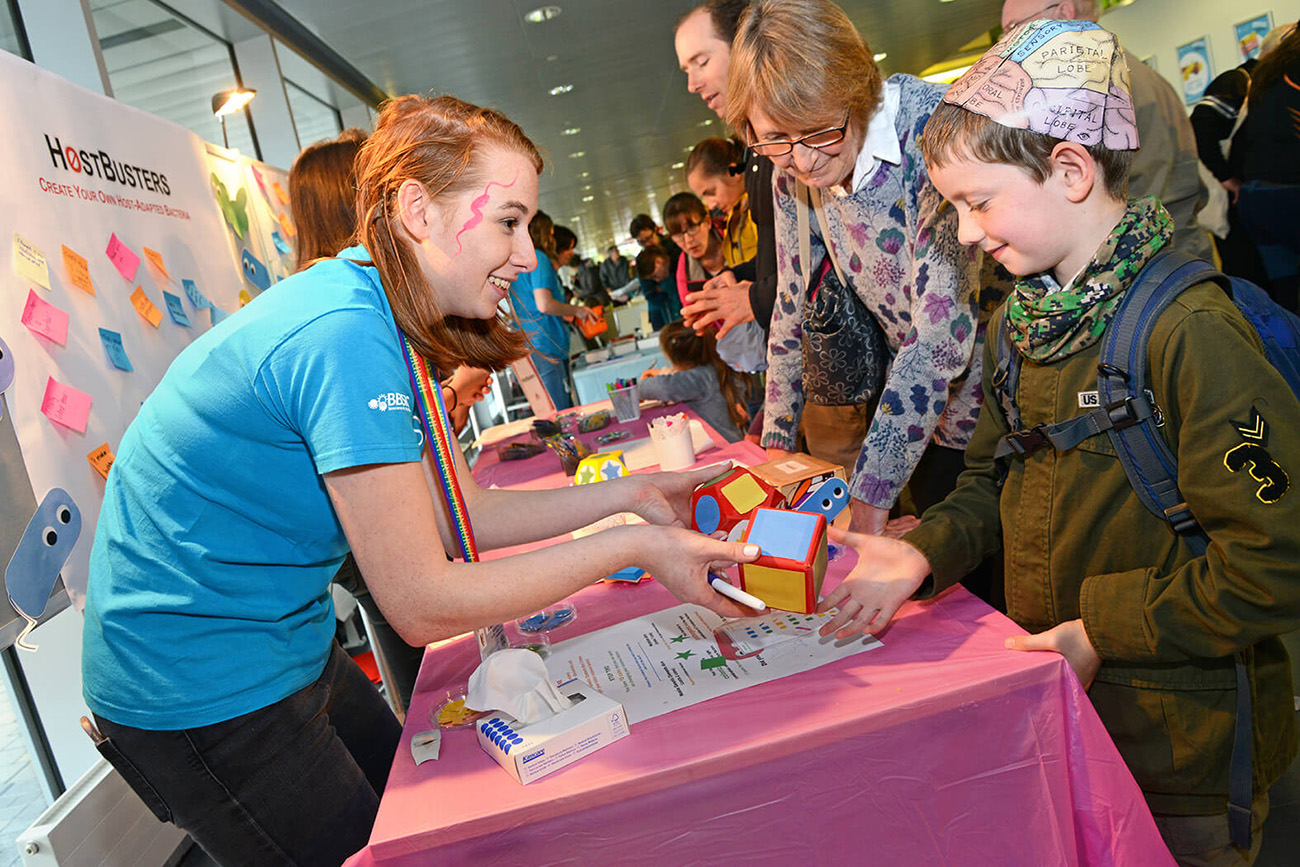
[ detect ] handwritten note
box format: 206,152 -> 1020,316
106,233 -> 141,281
87,442 -> 115,479
272,180 -> 289,205
251,164 -> 268,197
98,328 -> 133,371
41,376 -> 93,433
271,231 -> 292,254
62,245 -> 95,295
14,234 -> 50,289
162,290 -> 190,326
182,278 -> 210,310
210,305 -> 231,326
21,289 -> 69,345
278,212 -> 297,238
130,286 -> 163,328
143,246 -> 171,280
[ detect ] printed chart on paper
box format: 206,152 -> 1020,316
546,604 -> 881,723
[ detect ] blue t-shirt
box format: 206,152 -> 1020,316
509,250 -> 568,360
82,248 -> 424,730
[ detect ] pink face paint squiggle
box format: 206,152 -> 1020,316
453,170 -> 520,256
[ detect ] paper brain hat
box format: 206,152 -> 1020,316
942,19 -> 1139,150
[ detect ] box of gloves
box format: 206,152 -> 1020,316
475,679 -> 629,784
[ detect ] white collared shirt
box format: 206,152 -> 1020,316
833,79 -> 902,197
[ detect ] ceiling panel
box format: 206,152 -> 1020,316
268,0 -> 1004,255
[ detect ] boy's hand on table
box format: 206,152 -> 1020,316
816,526 -> 930,639
1005,619 -> 1102,690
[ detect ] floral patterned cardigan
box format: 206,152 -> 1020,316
761,74 -> 1005,509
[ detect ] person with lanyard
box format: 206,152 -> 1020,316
80,94 -> 761,866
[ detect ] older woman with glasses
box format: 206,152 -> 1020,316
726,0 -> 1006,580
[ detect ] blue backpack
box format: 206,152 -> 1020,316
990,248 -> 1300,850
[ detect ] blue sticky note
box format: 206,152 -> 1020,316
271,231 -> 291,255
98,328 -> 133,371
210,305 -> 230,326
162,291 -> 190,326
182,278 -> 210,310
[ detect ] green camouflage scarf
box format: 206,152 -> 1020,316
1005,197 -> 1174,363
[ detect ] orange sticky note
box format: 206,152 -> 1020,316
62,245 -> 95,295
21,288 -> 69,345
272,181 -> 289,205
130,285 -> 163,328
87,442 -> 115,479
278,212 -> 297,238
142,246 -> 170,280
41,376 -> 93,434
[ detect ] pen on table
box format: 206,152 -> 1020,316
707,572 -> 766,611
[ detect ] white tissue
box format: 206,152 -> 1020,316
466,648 -> 572,724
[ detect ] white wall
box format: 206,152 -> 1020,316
1106,0 -> 1300,102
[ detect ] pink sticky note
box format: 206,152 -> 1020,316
41,376 -> 93,434
105,233 -> 140,281
21,288 -> 69,345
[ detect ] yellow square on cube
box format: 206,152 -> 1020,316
721,474 -> 767,514
742,564 -> 808,613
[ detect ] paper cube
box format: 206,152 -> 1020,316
691,467 -> 782,535
574,451 -> 627,485
750,453 -> 847,509
739,508 -> 828,614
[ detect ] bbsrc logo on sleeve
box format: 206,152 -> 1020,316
367,391 -> 412,413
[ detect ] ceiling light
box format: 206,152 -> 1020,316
562,127 -> 581,136
524,6 -> 562,23
568,151 -> 585,158
698,119 -> 713,127
582,185 -> 592,191
580,171 -> 590,178
671,161 -> 685,169
874,52 -> 888,61
922,63 -> 974,83
582,195 -> 594,202
571,216 -> 581,221
212,89 -> 256,117
549,84 -> 573,96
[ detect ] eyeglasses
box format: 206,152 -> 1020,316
749,113 -> 850,158
1004,2 -> 1063,32
668,221 -> 710,243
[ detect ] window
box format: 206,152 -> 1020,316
285,78 -> 342,147
90,0 -> 259,157
0,0 -> 30,60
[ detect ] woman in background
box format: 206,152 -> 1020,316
686,137 -> 758,268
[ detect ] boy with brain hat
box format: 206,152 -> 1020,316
813,19 -> 1300,865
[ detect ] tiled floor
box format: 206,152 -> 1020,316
0,678 -> 49,867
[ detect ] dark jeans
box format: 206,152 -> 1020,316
93,641 -> 401,866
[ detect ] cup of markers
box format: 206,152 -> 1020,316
607,378 -> 641,422
542,433 -> 590,476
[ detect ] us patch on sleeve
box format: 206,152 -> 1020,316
1224,408 -> 1289,503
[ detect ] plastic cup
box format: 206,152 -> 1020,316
609,384 -> 641,422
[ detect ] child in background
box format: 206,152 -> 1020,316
634,246 -> 682,330
665,191 -> 768,375
639,320 -> 752,443
821,21 -> 1300,865
686,137 -> 758,267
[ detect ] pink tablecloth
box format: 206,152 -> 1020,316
345,404 -> 1173,866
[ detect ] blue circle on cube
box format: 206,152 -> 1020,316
695,495 -> 721,535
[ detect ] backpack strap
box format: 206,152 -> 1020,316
1097,249 -> 1223,536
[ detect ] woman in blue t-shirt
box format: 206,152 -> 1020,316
81,94 -> 760,866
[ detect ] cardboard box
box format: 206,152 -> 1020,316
750,453 -> 847,505
475,681 -> 629,784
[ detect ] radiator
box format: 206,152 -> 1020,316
15,758 -> 187,866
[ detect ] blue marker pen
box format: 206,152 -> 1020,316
708,573 -> 766,611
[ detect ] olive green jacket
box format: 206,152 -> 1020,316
905,282 -> 1300,815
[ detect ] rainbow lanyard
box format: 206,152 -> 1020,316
398,330 -> 479,563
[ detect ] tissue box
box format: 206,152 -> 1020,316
475,681 -> 629,784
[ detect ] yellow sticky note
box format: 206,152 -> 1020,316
278,212 -> 297,238
62,245 -> 95,295
87,443 -> 115,479
130,285 -> 163,328
238,289 -> 252,307
142,246 -> 170,280
272,181 -> 289,205
14,233 -> 50,289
